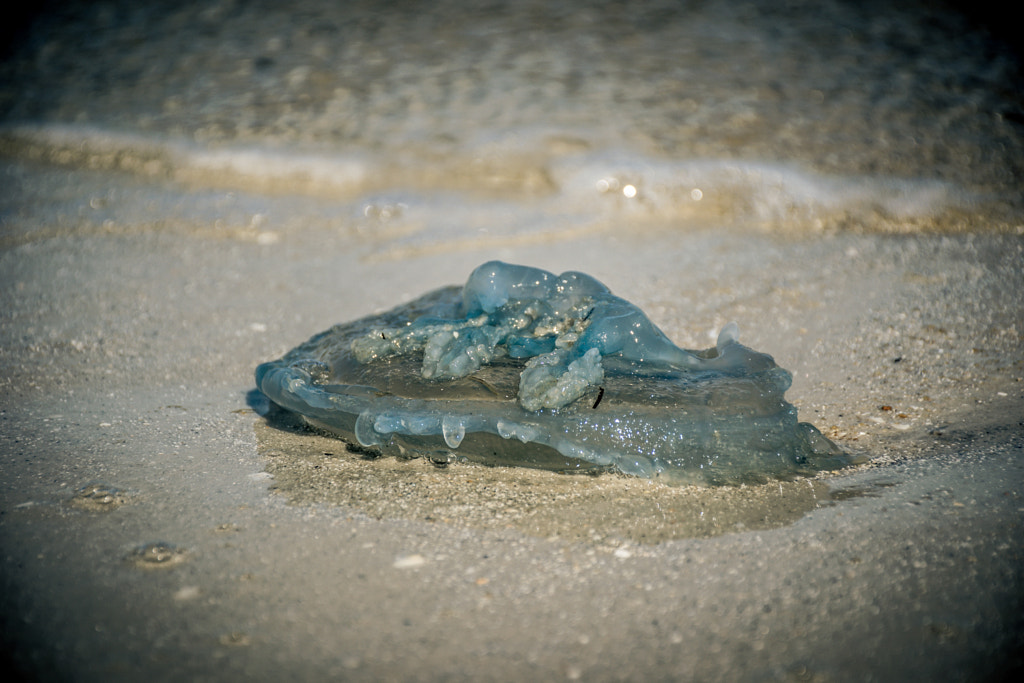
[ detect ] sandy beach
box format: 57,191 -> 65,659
2,1 -> 1023,680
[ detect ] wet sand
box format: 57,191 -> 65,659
2,1 -> 1023,681
2,189 -> 1021,681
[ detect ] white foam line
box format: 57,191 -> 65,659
553,153 -> 965,222
1,124 -> 371,197
185,147 -> 369,193
2,123 -> 969,222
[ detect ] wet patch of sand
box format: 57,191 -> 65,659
255,412 -> 839,545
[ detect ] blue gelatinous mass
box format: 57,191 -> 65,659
255,261 -> 854,485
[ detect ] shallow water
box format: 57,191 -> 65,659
3,0 -> 1023,242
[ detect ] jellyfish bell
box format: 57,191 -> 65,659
255,261 -> 853,485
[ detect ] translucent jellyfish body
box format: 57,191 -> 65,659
255,261 -> 853,485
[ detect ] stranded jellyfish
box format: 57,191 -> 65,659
255,261 -> 854,485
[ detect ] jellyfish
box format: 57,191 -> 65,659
255,261 -> 853,485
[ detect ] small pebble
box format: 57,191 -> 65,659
69,483 -> 127,511
393,554 -> 426,569
218,632 -> 251,647
174,586 -> 201,601
127,542 -> 189,569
